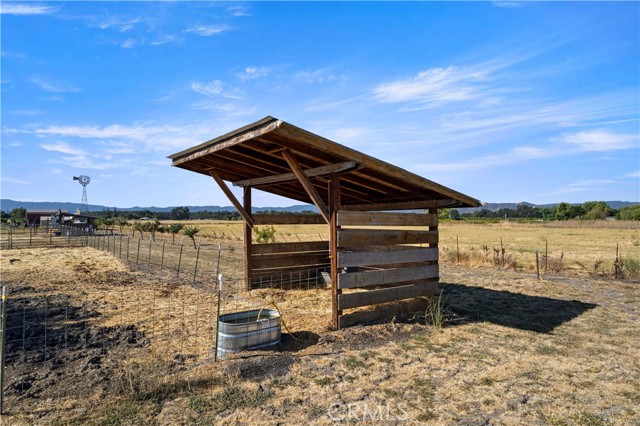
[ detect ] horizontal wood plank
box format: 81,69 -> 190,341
338,282 -> 439,310
253,213 -> 325,225
337,211 -> 437,227
337,247 -> 438,268
338,265 -> 439,289
251,251 -> 330,269
337,229 -> 438,248
252,241 -> 329,255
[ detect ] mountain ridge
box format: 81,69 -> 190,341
1,199 -> 637,213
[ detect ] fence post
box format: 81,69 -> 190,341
29,227 -> 32,246
136,239 -> 141,265
177,242 -> 184,277
161,240 -> 166,270
456,235 -> 460,264
0,286 -> 7,414
148,238 -> 152,267
535,249 -> 540,279
126,237 -> 130,261
193,243 -> 201,283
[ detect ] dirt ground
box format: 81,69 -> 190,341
0,246 -> 639,425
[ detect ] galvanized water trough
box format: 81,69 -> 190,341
216,308 -> 281,360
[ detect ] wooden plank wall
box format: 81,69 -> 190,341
250,240 -> 330,288
335,210 -> 439,328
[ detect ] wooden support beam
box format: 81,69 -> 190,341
337,265 -> 439,289
209,171 -> 254,228
281,150 -> 330,224
232,160 -> 361,187
329,175 -> 341,331
338,281 -> 438,310
244,186 -> 252,291
253,213 -> 325,225
340,200 -> 460,211
337,247 -> 438,268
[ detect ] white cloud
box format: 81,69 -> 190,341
558,129 -> 637,152
227,5 -> 250,17
237,66 -> 270,80
40,141 -> 87,157
626,171 -> 640,178
373,66 -> 489,105
150,34 -> 178,46
10,109 -> 42,116
185,24 -> 230,36
191,80 -> 223,96
120,38 -> 137,49
98,17 -> 141,32
295,68 -> 338,83
1,3 -> 58,15
31,77 -> 81,93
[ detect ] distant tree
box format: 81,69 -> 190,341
132,221 -> 146,238
9,208 -> 27,226
115,218 -> 130,233
183,226 -> 200,248
618,204 -> 640,221
555,202 -> 584,220
170,206 -> 190,220
582,201 -> 612,220
166,223 -> 185,244
449,209 -> 461,220
146,219 -> 162,241
437,209 -> 450,221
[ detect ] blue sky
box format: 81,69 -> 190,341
1,1 -> 639,209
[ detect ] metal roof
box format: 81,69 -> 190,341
168,116 -> 481,209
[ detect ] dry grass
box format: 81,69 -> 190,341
1,221 -> 639,425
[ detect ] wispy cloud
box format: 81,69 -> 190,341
119,38 -> 137,49
97,17 -> 141,32
295,68 -> 339,84
227,5 -> 250,17
191,80 -> 223,96
31,77 -> 81,93
626,171 -> 640,178
373,66 -> 490,106
557,129 -> 637,152
1,177 -> 30,185
1,3 -> 59,15
492,1 -> 527,8
237,66 -> 270,80
150,34 -> 179,46
40,141 -> 87,157
185,24 -> 230,36
10,109 -> 42,116
548,179 -> 616,196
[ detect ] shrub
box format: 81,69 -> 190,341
253,225 -> 276,243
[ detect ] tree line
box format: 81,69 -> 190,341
443,202 -> 640,221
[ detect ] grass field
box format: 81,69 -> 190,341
1,220 -> 639,425
165,219 -> 640,278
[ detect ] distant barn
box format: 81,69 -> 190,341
169,116 -> 480,329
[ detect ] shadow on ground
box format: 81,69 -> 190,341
441,282 -> 598,333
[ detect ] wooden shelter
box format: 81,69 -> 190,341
169,116 -> 481,329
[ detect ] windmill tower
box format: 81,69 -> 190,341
72,175 -> 91,213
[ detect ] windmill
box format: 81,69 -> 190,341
72,175 -> 91,213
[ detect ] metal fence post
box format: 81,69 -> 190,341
1,286 -> 7,415
193,243 -> 201,283
177,242 -> 184,277
160,240 -> 166,270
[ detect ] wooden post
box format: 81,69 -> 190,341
535,249 -> 540,279
329,175 -> 341,330
428,208 -> 439,283
244,186 -> 253,291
